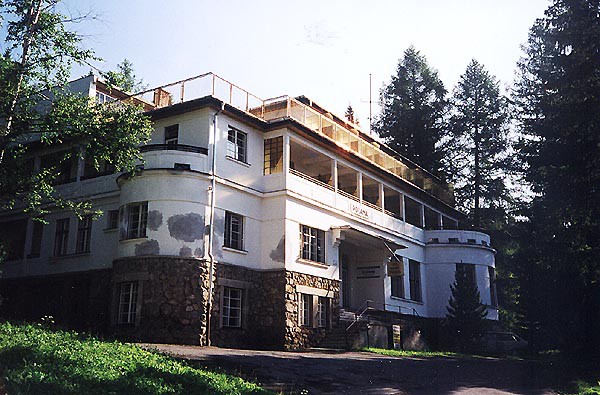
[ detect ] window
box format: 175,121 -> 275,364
82,155 -> 115,179
107,210 -> 119,230
301,225 -> 325,263
30,221 -> 44,257
0,219 -> 27,260
299,293 -> 312,327
54,218 -> 70,256
42,152 -> 77,185
264,136 -> 283,174
489,266 -> 498,307
222,287 -> 242,327
224,211 -> 244,250
317,297 -> 328,328
227,127 -> 247,163
165,124 -> 179,146
456,263 -> 477,287
404,197 -> 423,228
76,215 -> 93,253
409,259 -> 422,302
117,282 -> 138,325
123,202 -> 148,240
391,276 -> 404,298
96,91 -> 115,104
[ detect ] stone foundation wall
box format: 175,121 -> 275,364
211,264 -> 286,349
283,271 -> 340,350
111,256 -> 211,345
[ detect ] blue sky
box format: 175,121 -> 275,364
15,0 -> 552,128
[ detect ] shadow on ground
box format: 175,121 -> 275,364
147,345 -> 564,395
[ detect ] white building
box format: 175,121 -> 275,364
0,73 -> 497,349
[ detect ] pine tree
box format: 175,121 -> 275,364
513,0 -> 600,351
374,46 -> 447,175
443,60 -> 511,228
104,59 -> 146,93
446,265 -> 488,350
345,104 -> 357,125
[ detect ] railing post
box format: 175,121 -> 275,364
180,82 -> 185,103
229,84 -> 233,105
211,74 -> 215,96
246,92 -> 249,111
287,97 -> 291,118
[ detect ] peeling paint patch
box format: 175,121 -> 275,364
270,236 -> 285,262
147,210 -> 163,231
179,246 -> 192,257
167,213 -> 204,242
135,239 -> 160,256
194,247 -> 204,257
212,214 -> 225,259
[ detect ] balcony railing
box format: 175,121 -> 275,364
140,144 -> 208,155
128,73 -> 453,205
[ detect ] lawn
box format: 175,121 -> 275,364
0,321 -> 271,395
361,347 -> 469,359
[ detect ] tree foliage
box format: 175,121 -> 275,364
374,46 -> 447,175
443,60 -> 511,228
0,0 -> 152,218
103,58 -> 146,93
512,0 -> 600,351
446,264 -> 488,350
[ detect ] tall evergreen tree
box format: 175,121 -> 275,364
345,104 -> 358,125
444,60 -> 511,228
103,59 -> 146,93
513,0 -> 600,351
446,265 -> 488,351
374,46 -> 447,175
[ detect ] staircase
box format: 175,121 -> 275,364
317,308 -> 367,350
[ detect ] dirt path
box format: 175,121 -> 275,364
140,344 -> 561,395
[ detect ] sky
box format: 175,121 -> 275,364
59,0 -> 550,129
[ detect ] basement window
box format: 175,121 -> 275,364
117,282 -> 139,325
222,287 -> 242,328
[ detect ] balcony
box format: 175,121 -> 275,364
128,73 -> 454,205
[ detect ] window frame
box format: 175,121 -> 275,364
122,202 -> 148,240
224,211 -> 244,251
164,124 -> 179,146
299,293 -> 312,327
300,225 -> 325,263
29,220 -> 44,258
227,127 -> 248,163
222,286 -> 243,328
264,136 -> 283,175
317,296 -> 328,328
54,218 -> 70,256
117,282 -> 139,325
107,210 -> 119,230
409,259 -> 422,302
391,275 -> 405,298
76,215 -> 93,253
488,266 -> 498,307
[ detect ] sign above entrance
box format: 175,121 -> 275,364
356,265 -> 381,279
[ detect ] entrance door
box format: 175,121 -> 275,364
341,254 -> 350,308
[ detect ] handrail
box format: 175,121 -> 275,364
140,143 -> 208,155
346,300 -> 421,332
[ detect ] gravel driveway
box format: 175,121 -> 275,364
140,344 -> 560,395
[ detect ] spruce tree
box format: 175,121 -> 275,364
446,265 -> 488,350
443,60 -> 511,228
345,104 -> 358,125
104,59 -> 146,93
513,0 -> 600,351
374,46 -> 447,175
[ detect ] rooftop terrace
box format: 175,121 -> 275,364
128,72 -> 454,206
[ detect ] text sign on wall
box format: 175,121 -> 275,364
393,324 -> 402,350
349,202 -> 369,220
356,265 -> 381,279
387,257 -> 404,277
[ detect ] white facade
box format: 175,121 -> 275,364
0,73 -> 498,331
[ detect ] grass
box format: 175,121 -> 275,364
361,347 -> 468,358
0,321 -> 271,395
572,380 -> 600,395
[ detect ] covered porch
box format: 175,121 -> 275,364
332,226 -> 405,311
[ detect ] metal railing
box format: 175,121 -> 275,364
346,300 -> 420,332
128,72 -> 454,205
